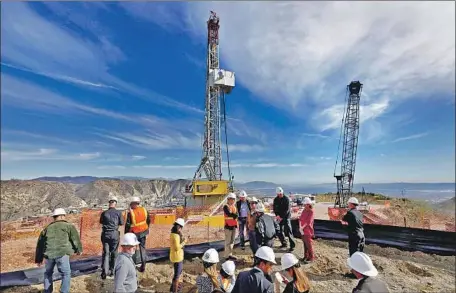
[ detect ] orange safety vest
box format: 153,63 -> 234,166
129,206 -> 149,234
224,205 -> 238,227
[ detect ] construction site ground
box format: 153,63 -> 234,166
2,238 -> 454,293
1,200 -> 454,273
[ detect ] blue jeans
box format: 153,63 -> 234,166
248,230 -> 258,255
44,255 -> 71,293
238,217 -> 247,247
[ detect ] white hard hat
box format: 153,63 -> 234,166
221,260 -> 236,276
174,218 -> 185,227
130,196 -> 141,203
347,252 -> 378,277
249,197 -> 259,203
202,248 -> 219,264
121,233 -> 140,246
255,246 -> 276,264
109,196 -> 118,202
276,187 -> 284,194
52,208 -> 66,217
303,197 -> 312,205
255,203 -> 265,213
227,193 -> 236,200
281,253 -> 299,271
348,197 -> 359,205
239,190 -> 247,198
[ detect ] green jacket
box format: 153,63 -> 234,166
35,220 -> 83,263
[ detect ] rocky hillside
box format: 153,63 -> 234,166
0,179 -> 190,221
0,180 -> 87,221
75,179 -> 189,206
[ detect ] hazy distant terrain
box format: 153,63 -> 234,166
1,177 -> 454,221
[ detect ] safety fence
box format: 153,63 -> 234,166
79,207 -> 228,257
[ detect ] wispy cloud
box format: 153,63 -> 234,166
391,132 -> 429,143
132,155 -> 147,161
128,162 -> 308,169
1,148 -> 102,162
141,2 -> 454,138
97,165 -> 127,170
1,62 -> 117,90
1,2 -> 203,114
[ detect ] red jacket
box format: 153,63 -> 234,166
299,209 -> 314,236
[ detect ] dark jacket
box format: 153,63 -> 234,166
35,220 -> 82,263
273,195 -> 291,219
236,200 -> 251,218
353,276 -> 390,293
342,208 -> 364,235
255,214 -> 279,242
125,208 -> 151,238
100,207 -> 124,234
231,267 -> 274,293
224,204 -> 239,230
283,281 -> 310,293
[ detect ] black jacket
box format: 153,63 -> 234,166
352,276 -> 390,293
273,195 -> 291,219
236,200 -> 251,218
224,204 -> 239,230
232,267 -> 274,293
342,208 -> 364,235
100,207 -> 124,233
283,281 -> 310,293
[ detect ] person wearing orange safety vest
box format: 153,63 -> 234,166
223,193 -> 238,260
124,196 -> 150,273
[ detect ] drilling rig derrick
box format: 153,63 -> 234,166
333,81 -> 363,208
184,11 -> 235,207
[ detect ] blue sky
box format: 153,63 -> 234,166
1,2 -> 455,184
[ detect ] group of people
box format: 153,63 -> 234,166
34,188 -> 389,293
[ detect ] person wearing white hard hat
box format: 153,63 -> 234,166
246,197 -> 259,255
348,252 -> 390,293
341,197 -> 365,257
35,208 -> 82,293
223,193 -> 238,260
124,196 -> 150,272
236,190 -> 250,250
218,260 -> 236,293
299,197 -> 315,263
114,233 -> 140,293
196,248 -> 221,293
254,203 -> 280,249
273,186 -> 296,252
231,246 -> 275,293
280,253 -> 311,293
99,194 -> 124,279
169,218 -> 189,293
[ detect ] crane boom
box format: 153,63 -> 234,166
334,81 -> 363,208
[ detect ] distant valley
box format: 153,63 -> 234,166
1,176 -> 454,221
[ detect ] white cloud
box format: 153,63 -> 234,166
132,155 -> 146,161
97,165 -> 126,170
225,144 -> 265,153
79,152 -> 101,160
391,132 -> 429,143
138,2 -> 455,136
1,2 -> 203,114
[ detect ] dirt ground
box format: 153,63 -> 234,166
2,238 -> 454,293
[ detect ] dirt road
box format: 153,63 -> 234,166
2,238 -> 454,293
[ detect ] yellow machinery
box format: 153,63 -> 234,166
184,180 -> 232,208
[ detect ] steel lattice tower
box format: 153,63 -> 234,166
193,11 -> 223,181
334,81 -> 363,207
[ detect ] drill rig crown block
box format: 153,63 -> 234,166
349,81 -> 362,95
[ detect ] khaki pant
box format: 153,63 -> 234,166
224,228 -> 236,258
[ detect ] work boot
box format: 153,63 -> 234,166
138,264 -> 146,273
108,269 -> 114,277
101,272 -> 106,280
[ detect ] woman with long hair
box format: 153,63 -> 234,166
217,261 -> 236,293
169,218 -> 188,293
299,197 -> 315,263
280,253 -> 312,293
196,248 -> 221,293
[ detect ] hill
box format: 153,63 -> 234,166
0,179 -> 190,221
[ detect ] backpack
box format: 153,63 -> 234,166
260,214 -> 277,239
